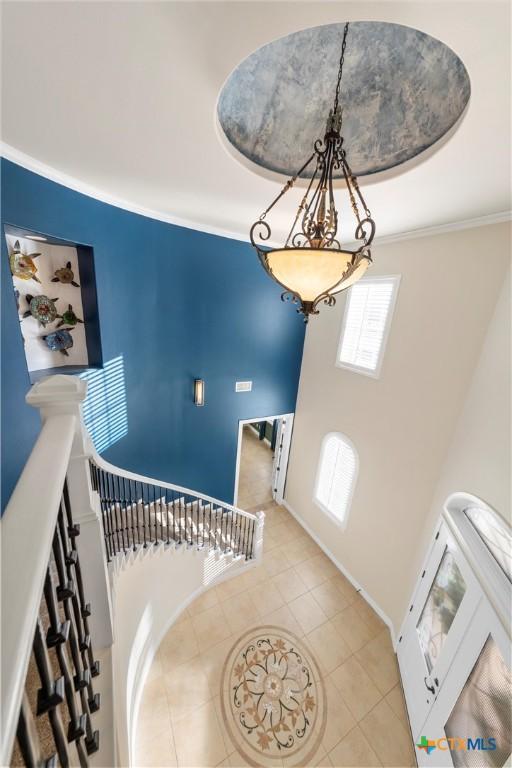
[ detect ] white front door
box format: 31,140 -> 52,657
398,521 -> 482,740
272,414 -> 294,505
419,598 -> 511,767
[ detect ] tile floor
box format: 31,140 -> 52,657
236,425 -> 274,511
134,501 -> 416,767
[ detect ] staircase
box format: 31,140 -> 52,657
1,375 -> 264,768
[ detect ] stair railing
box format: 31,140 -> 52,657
88,455 -> 262,563
1,378 -> 111,768
2,373 -> 265,767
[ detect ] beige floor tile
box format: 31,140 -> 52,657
272,566 -> 309,603
246,579 -> 284,615
307,620 -> 352,675
199,634 -> 237,696
359,699 -> 415,767
385,684 -> 410,726
330,656 -> 383,721
331,606 -> 375,653
322,677 -> 357,753
263,545 -> 291,577
328,726 -> 382,767
352,595 -> 386,634
312,744 -> 333,766
212,695 -> 236,757
261,603 -> 304,638
355,630 -> 399,695
311,580 -> 350,618
216,573 -> 248,602
187,587 -> 220,617
223,589 -> 261,635
330,574 -> 360,605
298,556 -> 331,590
173,700 -> 228,767
288,591 -> 329,634
192,604 -> 232,652
236,564 -> 267,590
309,553 -> 338,580
145,652 -> 164,684
285,537 -> 313,567
164,654 -> 212,721
159,617 -> 199,670
134,726 -> 178,767
227,748 -> 283,767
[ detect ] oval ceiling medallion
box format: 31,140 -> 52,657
217,21 -> 470,178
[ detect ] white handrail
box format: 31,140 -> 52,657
88,445 -> 258,521
1,414 -> 76,767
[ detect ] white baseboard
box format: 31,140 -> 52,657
282,499 -> 397,648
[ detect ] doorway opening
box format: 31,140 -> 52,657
234,414 -> 294,510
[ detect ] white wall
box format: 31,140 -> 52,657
111,546 -> 251,766
284,221 -> 510,632
410,263 -> 511,595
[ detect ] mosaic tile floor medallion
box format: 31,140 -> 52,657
221,625 -> 327,766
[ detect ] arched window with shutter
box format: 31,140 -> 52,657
314,432 -> 358,527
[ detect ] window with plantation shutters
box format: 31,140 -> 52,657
337,275 -> 400,377
314,433 -> 358,526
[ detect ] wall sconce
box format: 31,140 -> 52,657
194,378 -> 205,406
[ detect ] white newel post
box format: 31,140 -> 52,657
26,375 -> 114,648
254,510 -> 266,562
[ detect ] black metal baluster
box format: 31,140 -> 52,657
165,491 -> 170,546
173,491 -> 178,545
61,488 -> 100,685
248,519 -> 255,559
106,472 -> 118,556
241,515 -> 246,557
32,617 -> 69,767
43,571 -> 88,767
16,692 -> 52,768
52,530 -> 98,756
101,470 -> 114,559
143,484 -> 147,545
116,474 -> 126,554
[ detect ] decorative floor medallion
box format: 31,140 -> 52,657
220,625 -> 327,766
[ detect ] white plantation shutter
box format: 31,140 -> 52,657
315,433 -> 358,525
338,276 -> 400,375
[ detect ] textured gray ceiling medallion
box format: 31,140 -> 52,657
217,22 -> 470,178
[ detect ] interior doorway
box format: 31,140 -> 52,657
234,414 -> 294,510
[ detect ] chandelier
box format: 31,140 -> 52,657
250,23 -> 376,321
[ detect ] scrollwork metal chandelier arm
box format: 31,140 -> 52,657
249,20 -> 377,321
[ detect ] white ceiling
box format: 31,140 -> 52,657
1,1 -> 510,244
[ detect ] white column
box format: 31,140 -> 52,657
254,510 -> 266,562
26,375 -> 114,648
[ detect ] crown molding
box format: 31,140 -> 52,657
368,210 -> 511,249
2,143 -> 510,248
0,142 -> 246,244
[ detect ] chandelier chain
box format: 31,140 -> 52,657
333,22 -> 350,115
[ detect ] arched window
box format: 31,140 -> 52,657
314,432 -> 358,527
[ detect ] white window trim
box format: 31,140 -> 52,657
335,274 -> 401,379
313,432 -> 359,530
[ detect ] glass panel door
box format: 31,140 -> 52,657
397,523 -> 482,740
445,634 -> 512,767
417,548 -> 467,673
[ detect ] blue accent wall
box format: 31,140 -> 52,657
1,159 -> 305,509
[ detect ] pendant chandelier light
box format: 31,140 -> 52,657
250,23 -> 376,321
